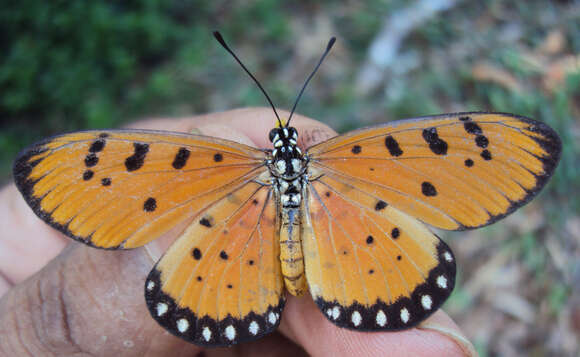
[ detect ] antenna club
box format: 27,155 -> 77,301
327,37 -> 336,50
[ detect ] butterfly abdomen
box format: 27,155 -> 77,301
279,206 -> 307,296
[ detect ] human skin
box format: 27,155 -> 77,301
0,108 -> 473,356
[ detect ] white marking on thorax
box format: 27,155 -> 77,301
291,158 -> 301,172
276,160 -> 286,173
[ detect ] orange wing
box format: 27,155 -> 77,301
13,129 -> 266,249
307,112 -> 561,230
302,179 -> 455,330
144,181 -> 284,346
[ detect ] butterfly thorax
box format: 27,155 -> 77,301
268,126 -> 307,208
268,126 -> 308,296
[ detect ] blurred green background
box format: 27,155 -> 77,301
1,1 -> 579,355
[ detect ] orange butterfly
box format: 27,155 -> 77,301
13,32 -> 561,347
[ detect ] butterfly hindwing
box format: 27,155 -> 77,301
302,179 -> 455,330
145,181 -> 285,346
307,112 -> 561,230
13,129 -> 266,249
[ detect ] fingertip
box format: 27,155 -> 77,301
279,295 -> 473,357
126,107 -> 337,150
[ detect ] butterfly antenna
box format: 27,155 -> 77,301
287,37 -> 336,126
213,31 -> 283,127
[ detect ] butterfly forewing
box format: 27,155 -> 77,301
13,130 -> 266,249
307,113 -> 561,230
302,179 -> 455,330
145,181 -> 284,346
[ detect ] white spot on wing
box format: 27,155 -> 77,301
437,275 -> 448,289
177,318 -> 189,333
326,308 -> 332,317
351,311 -> 362,326
202,326 -> 212,341
376,310 -> 387,327
268,311 -> 277,324
332,306 -> 340,320
225,325 -> 236,340
146,281 -> 155,291
400,308 -> 410,324
421,295 -> 433,310
156,302 -> 168,316
249,321 -> 259,335
444,251 -> 453,262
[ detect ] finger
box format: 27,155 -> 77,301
278,294 -> 472,357
0,184 -> 68,292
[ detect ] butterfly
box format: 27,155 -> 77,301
12,32 -> 561,347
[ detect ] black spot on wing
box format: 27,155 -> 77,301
144,197 -> 157,212
172,147 -> 190,169
200,217 -> 213,227
84,153 -> 98,167
82,170 -> 94,181
475,135 -> 489,148
192,248 -> 202,260
375,200 -> 387,211
125,143 -> 149,171
421,127 -> 448,155
384,135 -> 403,157
351,145 -> 362,154
391,228 -> 400,239
89,139 -> 106,153
463,122 -> 482,135
214,153 -> 224,162
101,177 -> 112,186
421,182 -> 437,197
480,150 -> 492,161
464,158 -> 474,167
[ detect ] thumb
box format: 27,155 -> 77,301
0,244 -> 200,355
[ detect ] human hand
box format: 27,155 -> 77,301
0,108 -> 475,356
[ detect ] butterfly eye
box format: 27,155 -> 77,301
269,128 -> 279,142
289,127 -> 298,139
